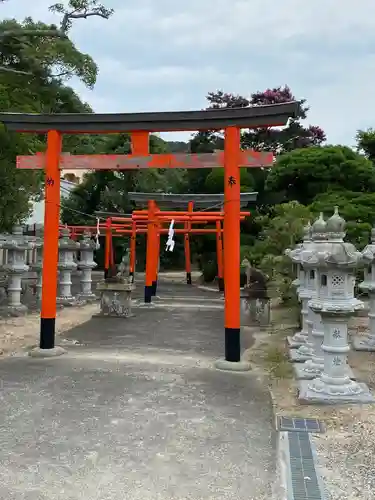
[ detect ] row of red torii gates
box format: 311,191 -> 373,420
63,191 -> 256,296
0,102 -> 299,368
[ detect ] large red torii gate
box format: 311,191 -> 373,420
0,102 -> 299,369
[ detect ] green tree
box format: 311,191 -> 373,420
356,128 -> 375,164
265,146 -> 375,206
309,190 -> 375,249
247,201 -> 312,302
0,1 -> 113,81
0,1 -> 113,229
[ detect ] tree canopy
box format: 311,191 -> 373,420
265,145 -> 375,206
0,0 -> 112,229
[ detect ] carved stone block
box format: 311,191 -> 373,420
97,281 -> 133,318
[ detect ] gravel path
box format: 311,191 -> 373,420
244,308 -> 375,500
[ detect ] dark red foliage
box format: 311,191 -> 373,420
196,85 -> 326,154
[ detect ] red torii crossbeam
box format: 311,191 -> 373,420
16,151 -> 274,170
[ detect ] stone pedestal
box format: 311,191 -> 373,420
353,234 -> 375,351
292,305 -> 324,369
0,226 -> 32,316
295,309 -> 354,381
241,295 -> 270,326
30,238 -> 43,302
96,281 -> 133,317
288,270 -> 315,361
299,309 -> 370,403
287,296 -> 309,347
353,291 -> 375,351
77,230 -> 98,301
285,224 -> 314,348
57,228 -> 80,306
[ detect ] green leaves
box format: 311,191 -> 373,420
0,18 -> 98,88
0,2 -> 113,229
356,128 -> 375,163
265,146 -> 375,205
310,191 -> 375,249
0,1 -> 113,83
49,1 -> 114,32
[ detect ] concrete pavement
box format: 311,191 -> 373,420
0,281 -> 280,499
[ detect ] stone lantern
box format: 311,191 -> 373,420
290,214 -> 327,369
0,225 -> 32,315
77,230 -> 98,301
57,227 -> 80,305
286,222 -> 313,348
353,226 -> 375,351
299,208 -> 373,404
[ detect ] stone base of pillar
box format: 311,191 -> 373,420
136,302 -> 156,309
0,304 -> 28,317
289,347 -> 313,362
295,363 -> 355,380
298,379 -> 373,404
286,332 -> 308,348
352,335 -> 375,352
29,346 -> 66,358
214,358 -> 251,372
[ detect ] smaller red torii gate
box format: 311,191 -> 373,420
111,208 -> 250,301
63,210 -> 233,293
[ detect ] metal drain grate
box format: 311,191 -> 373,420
278,416 -> 325,433
287,432 -> 325,500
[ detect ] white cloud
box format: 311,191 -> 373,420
2,0 -> 375,144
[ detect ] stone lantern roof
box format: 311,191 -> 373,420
326,206 -> 346,240
311,213 -> 327,241
285,221 -> 312,262
312,208 -> 361,269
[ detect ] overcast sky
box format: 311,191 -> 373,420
3,0 -> 375,145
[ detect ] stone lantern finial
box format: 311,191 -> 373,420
12,225 -> 23,236
60,226 -> 70,239
326,206 -> 346,240
311,213 -> 327,241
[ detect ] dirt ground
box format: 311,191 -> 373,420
0,302 -> 98,355
244,304 -> 375,500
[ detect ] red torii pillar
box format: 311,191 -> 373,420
184,201 -> 193,285
144,199 -> 158,303
130,131 -> 158,303
152,204 -> 161,296
39,130 -> 62,351
221,127 -> 241,365
129,220 -> 136,281
216,219 -> 224,292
